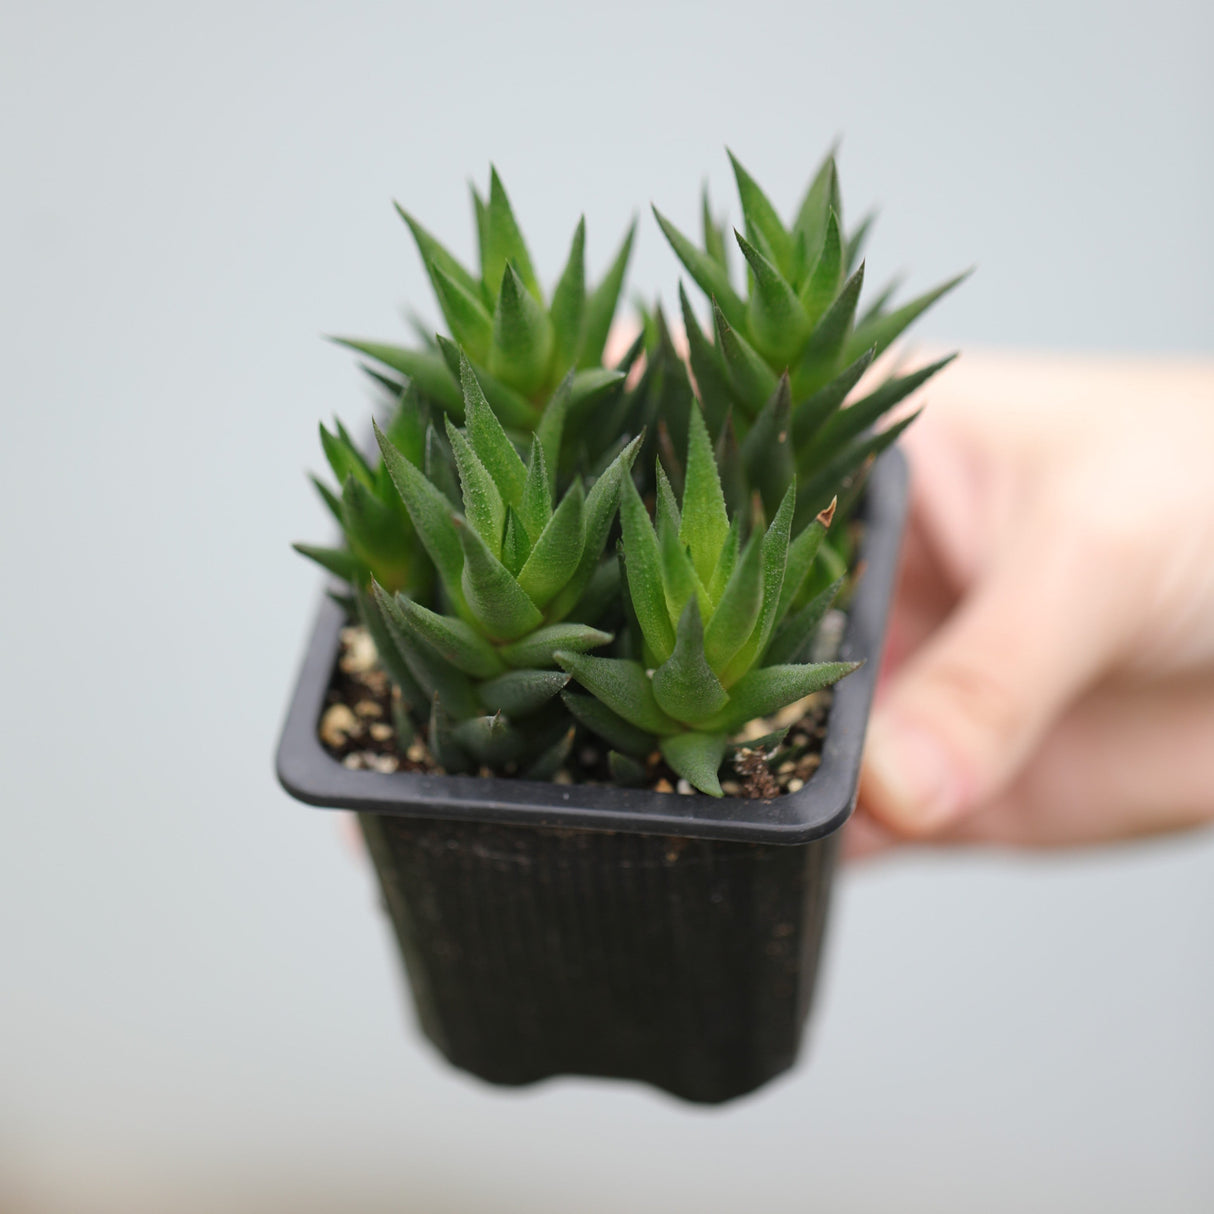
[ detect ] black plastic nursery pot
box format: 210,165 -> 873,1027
277,448 -> 908,1104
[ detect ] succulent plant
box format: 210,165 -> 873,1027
555,402 -> 858,796
296,150 -> 969,801
363,352 -> 643,775
655,149 -> 968,522
336,168 -> 637,454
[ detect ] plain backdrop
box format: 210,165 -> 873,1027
2,2 -> 1212,1211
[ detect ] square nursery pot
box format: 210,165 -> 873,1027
277,448 -> 908,1104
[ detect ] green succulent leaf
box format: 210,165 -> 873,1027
568,366 -> 628,420
719,485 -> 795,686
516,480 -> 586,608
429,261 -> 493,363
385,383 -> 428,469
436,335 -> 537,430
502,506 -> 531,575
578,218 -> 636,369
454,514 -> 543,640
845,210 -> 875,275
727,149 -> 794,277
707,512 -> 742,607
378,587 -> 505,679
524,727 -> 576,781
798,409 -> 920,519
679,283 -> 735,430
702,529 -> 763,675
776,515 -> 830,620
619,473 -> 676,663
549,217 -> 585,371
654,460 -> 681,536
740,373 -> 795,516
333,340 -> 462,414
659,731 -> 729,797
765,576 -> 844,665
652,598 -> 730,725
319,421 -> 374,490
793,262 -> 865,394
455,516 -> 544,642
735,230 -> 810,367
478,669 -> 571,716
489,263 -> 554,398
809,353 -> 957,457
554,651 -> 681,736
677,401 -> 731,585
355,585 -> 426,713
519,438 -> 553,540
704,661 -> 861,735
499,623 -> 613,668
375,420 -> 468,615
534,373 -> 571,492
792,347 -> 876,449
793,151 -> 840,270
652,205 -> 746,332
445,416 -> 505,556
292,542 -> 364,584
424,422 -> 462,507
429,695 -> 473,773
844,269 -> 971,365
560,690 -> 655,758
701,184 -> 729,273
373,584 -> 481,720
453,711 -> 528,767
545,432 -> 644,622
395,203 -> 482,305
713,300 -> 780,415
308,474 -> 344,526
855,274 -> 904,329
798,209 -> 845,325
339,476 -> 408,585
481,167 -> 540,303
607,749 -> 648,786
459,353 -> 528,504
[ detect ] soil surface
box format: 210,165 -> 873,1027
318,625 -> 835,799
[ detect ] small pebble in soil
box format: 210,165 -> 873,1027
320,703 -> 359,748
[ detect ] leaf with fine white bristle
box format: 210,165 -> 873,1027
652,599 -> 729,725
489,263 -> 554,398
660,731 -> 729,797
554,651 -> 681,736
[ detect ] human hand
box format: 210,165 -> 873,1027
852,349 -> 1214,855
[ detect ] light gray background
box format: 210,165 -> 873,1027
2,2 -> 1212,1211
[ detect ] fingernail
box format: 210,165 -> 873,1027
863,713 -> 963,834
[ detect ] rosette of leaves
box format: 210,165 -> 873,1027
293,388 -> 433,600
655,149 -> 968,522
336,168 -> 637,465
365,353 -> 643,775
554,403 -> 859,796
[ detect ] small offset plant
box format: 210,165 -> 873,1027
555,405 -> 856,794
364,354 -> 641,777
656,149 -> 967,522
339,168 -> 637,456
298,153 -> 964,795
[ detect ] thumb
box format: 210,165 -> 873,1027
860,505 -> 1140,837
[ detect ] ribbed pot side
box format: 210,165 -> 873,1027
359,813 -> 840,1104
